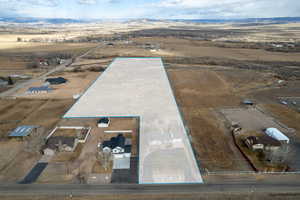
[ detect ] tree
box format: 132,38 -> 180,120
7,76 -> 14,85
264,144 -> 290,165
17,37 -> 22,42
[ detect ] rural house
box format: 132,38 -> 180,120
43,136 -> 78,156
102,134 -> 128,154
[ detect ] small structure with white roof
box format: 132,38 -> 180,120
97,117 -> 110,128
264,128 -> 290,144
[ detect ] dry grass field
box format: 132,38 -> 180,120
0,21 -> 299,181
0,98 -> 74,182
15,71 -> 100,99
167,69 -> 250,171
0,99 -> 74,137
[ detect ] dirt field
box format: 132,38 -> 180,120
133,37 -> 300,62
221,107 -> 290,133
0,99 -> 73,136
167,69 -> 252,171
0,98 -> 74,182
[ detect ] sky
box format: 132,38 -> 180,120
0,0 -> 299,19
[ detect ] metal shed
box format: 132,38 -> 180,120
27,86 -> 53,94
9,125 -> 38,137
265,128 -> 290,144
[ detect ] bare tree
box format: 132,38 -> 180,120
25,127 -> 46,153
97,151 -> 111,171
264,144 -> 290,165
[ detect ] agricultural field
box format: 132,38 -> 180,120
0,21 -> 299,184
0,98 -> 73,182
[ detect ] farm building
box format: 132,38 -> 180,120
242,100 -> 254,106
98,117 -> 110,128
45,77 -> 67,85
9,125 -> 39,138
265,128 -> 290,144
244,135 -> 281,151
26,86 -> 53,94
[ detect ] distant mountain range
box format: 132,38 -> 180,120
0,17 -> 300,24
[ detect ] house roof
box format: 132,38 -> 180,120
9,125 -> 38,137
45,77 -> 67,85
246,135 -> 281,147
27,86 -> 53,92
46,136 -> 76,150
124,145 -> 131,153
98,117 -> 109,124
243,100 -> 254,105
102,134 -> 126,150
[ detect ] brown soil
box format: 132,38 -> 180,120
167,69 -> 251,171
263,104 -> 300,139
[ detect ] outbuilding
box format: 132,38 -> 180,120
45,77 -> 67,85
265,128 -> 290,144
9,125 -> 39,138
97,117 -> 110,128
27,86 -> 53,94
244,135 -> 281,151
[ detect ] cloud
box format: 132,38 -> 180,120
0,0 -> 59,7
155,0 -> 300,19
77,0 -> 97,4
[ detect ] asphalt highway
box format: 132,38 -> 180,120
0,183 -> 299,196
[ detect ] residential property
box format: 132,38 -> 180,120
45,77 -> 67,85
102,134 -> 127,154
101,134 -> 132,170
265,128 -> 290,144
26,86 -> 53,94
43,136 -> 78,155
97,117 -> 110,128
63,58 -> 203,184
9,125 -> 39,138
43,126 -> 91,156
244,135 -> 281,151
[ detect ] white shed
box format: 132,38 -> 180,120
265,128 -> 289,144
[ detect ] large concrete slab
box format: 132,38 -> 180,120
64,57 -> 203,184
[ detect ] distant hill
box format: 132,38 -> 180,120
0,17 -> 300,24
0,17 -> 88,24
172,17 -> 300,24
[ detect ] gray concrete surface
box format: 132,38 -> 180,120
64,57 -> 202,184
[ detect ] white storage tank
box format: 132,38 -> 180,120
265,128 -> 289,144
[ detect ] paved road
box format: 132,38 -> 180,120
0,182 -> 299,196
0,44 -> 102,98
